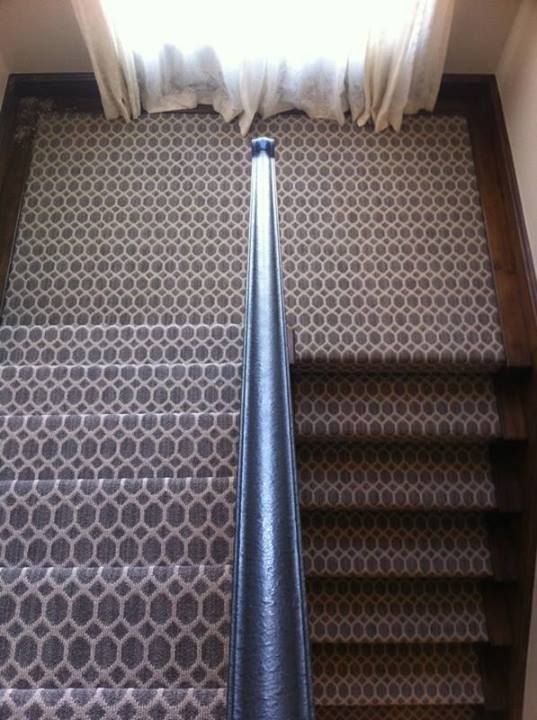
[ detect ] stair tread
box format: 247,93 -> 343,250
312,644 -> 483,705
0,323 -> 508,372
0,565 -> 230,689
0,412 -> 239,481
0,363 -> 241,415
0,688 -> 226,718
295,373 -> 501,440
302,512 -> 492,578
0,477 -> 234,567
0,324 -> 243,367
299,443 -> 496,511
308,578 -> 487,644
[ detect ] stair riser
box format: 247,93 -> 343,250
0,325 -> 243,367
307,579 -> 487,644
0,414 -> 238,481
0,689 -> 226,720
294,375 -> 501,441
0,365 -> 241,415
312,645 -> 484,706
298,443 -> 496,512
0,478 -> 234,567
302,513 -> 492,579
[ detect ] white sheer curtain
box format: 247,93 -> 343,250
72,0 -> 455,134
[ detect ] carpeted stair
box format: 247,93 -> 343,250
277,109 -> 517,720
294,363 -> 515,716
0,326 -> 240,719
0,107 -> 516,719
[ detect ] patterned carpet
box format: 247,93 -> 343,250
5,111 -> 503,368
0,106 -> 508,718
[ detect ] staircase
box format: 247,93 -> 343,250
295,371 -> 514,716
0,322 -> 241,718
0,107 -> 521,719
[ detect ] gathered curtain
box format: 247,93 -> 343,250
72,0 -> 455,135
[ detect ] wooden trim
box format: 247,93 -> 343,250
489,442 -> 523,514
479,645 -> 511,712
0,95 -> 38,314
494,372 -> 528,441
437,75 -> 537,720
2,72 -> 101,108
0,74 -> 102,312
482,581 -> 515,647
486,513 -> 519,583
438,76 -> 531,369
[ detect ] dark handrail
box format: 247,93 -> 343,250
226,138 -> 314,720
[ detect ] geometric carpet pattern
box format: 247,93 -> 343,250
0,412 -> 239,482
0,324 -> 243,366
4,111 -> 504,369
0,477 -> 235,567
298,443 -> 496,511
0,688 -> 227,720
0,363 -> 242,415
1,106 -> 508,718
307,578 -> 488,644
0,565 -> 230,688
294,373 -> 500,441
312,644 -> 484,705
314,710 -> 476,720
301,512 -> 492,578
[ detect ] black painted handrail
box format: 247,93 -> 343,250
226,138 -> 314,720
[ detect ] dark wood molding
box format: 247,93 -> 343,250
2,72 -> 101,107
486,513 -> 519,583
438,75 -> 532,369
489,442 -> 523,514
494,372 -> 528,441
0,93 -> 40,312
482,581 -> 515,647
0,73 -> 102,309
479,645 -> 511,712
437,75 -> 537,720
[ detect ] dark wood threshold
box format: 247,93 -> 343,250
1,71 -> 536,720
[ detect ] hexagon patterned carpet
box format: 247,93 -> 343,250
0,107 -> 507,719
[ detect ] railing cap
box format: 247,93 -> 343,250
251,137 -> 275,158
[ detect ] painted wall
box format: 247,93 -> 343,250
0,0 -> 91,76
497,6 -> 537,718
497,0 -> 537,263
445,0 -> 521,73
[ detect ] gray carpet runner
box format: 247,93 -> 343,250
0,326 -> 237,718
0,107 -> 510,718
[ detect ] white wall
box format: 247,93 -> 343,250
497,0 -> 537,262
497,7 -> 537,718
0,0 -> 91,75
445,0 -> 522,73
